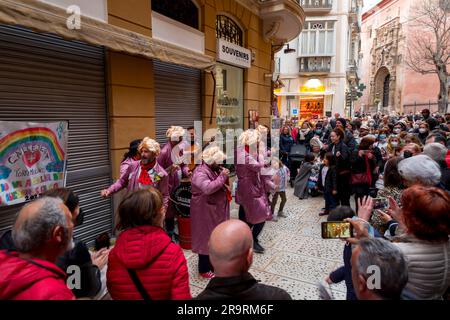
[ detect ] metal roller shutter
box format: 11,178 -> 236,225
0,25 -> 112,245
154,60 -> 202,143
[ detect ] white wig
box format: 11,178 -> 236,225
138,137 -> 161,156
398,154 -> 441,186
166,126 -> 186,141
239,129 -> 261,146
202,146 -> 226,165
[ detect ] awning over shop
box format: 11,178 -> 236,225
0,0 -> 216,71
274,91 -> 335,97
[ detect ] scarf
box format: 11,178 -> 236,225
138,159 -> 157,186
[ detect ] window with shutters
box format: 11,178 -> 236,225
299,20 -> 335,56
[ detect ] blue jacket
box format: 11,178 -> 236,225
280,134 -> 294,154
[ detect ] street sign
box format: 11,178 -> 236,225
292,108 -> 298,115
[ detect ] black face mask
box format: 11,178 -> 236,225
75,207 -> 85,227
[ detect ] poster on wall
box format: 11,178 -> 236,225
0,121 -> 68,206
248,110 -> 259,129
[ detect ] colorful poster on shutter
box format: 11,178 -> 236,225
0,121 -> 68,206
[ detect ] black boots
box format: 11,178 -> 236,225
253,241 -> 265,254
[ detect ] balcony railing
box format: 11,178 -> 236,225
300,0 -> 333,12
299,56 -> 331,73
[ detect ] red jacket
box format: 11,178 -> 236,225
446,150 -> 450,168
0,250 -> 75,300
107,225 -> 191,300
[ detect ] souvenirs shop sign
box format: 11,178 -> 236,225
0,121 -> 68,206
217,38 -> 251,69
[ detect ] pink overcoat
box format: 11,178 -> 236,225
106,161 -> 169,212
235,147 -> 271,225
190,163 -> 230,255
157,142 -> 189,219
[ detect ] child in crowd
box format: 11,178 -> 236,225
325,206 -> 357,300
271,159 -> 290,221
293,154 -> 316,200
318,153 -> 338,216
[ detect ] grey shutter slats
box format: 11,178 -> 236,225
153,60 -> 202,143
0,25 -> 112,245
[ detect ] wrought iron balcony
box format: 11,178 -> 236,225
300,0 -> 333,13
299,56 -> 331,74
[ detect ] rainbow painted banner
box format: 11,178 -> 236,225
0,121 -> 68,206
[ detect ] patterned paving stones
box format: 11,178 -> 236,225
186,187 -> 349,300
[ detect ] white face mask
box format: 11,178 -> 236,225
393,128 -> 401,134
419,128 -> 427,134
391,142 -> 399,147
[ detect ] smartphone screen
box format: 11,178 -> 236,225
373,197 -> 388,210
321,222 -> 353,239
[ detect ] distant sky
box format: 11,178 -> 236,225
363,0 -> 382,13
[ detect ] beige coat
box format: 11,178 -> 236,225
395,236 -> 450,300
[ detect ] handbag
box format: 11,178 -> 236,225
350,154 -> 372,185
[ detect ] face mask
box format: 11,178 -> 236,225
393,128 -> 401,134
379,134 -> 386,140
391,142 -> 399,147
419,128 -> 427,134
413,124 -> 419,129
315,130 -> 322,135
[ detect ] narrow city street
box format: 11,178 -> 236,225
185,188 -> 347,300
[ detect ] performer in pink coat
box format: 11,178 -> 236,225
190,146 -> 230,279
101,138 -> 169,213
157,126 -> 190,239
235,130 -> 271,254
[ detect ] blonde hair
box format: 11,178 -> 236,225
166,126 -> 185,141
138,137 -> 161,156
239,129 -> 261,146
202,146 -> 226,165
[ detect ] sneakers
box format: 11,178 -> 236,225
268,215 -> 278,222
278,211 -> 287,218
253,241 -> 265,254
199,271 -> 215,279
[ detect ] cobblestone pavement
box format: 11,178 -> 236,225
183,187 -> 348,300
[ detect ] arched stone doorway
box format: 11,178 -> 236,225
373,66 -> 394,111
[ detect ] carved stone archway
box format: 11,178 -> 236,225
373,67 -> 394,110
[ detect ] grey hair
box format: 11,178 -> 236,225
398,154 -> 441,186
423,143 -> 447,163
12,197 -> 68,253
356,238 -> 408,300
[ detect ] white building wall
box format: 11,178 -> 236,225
275,0 -> 361,119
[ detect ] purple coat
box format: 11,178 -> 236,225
235,147 -> 271,225
119,157 -> 138,178
106,161 -> 169,212
157,142 -> 189,219
190,163 -> 230,255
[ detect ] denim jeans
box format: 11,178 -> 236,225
324,190 -> 338,212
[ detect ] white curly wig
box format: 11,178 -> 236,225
202,146 -> 226,165
166,126 -> 186,141
138,137 -> 161,156
239,129 -> 261,146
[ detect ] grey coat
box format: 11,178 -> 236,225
294,162 -> 313,199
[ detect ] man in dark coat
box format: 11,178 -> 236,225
196,220 -> 292,300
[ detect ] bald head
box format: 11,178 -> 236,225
209,220 -> 253,277
13,197 -> 72,257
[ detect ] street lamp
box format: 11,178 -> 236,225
284,44 -> 296,54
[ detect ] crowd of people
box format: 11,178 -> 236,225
0,109 -> 449,300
